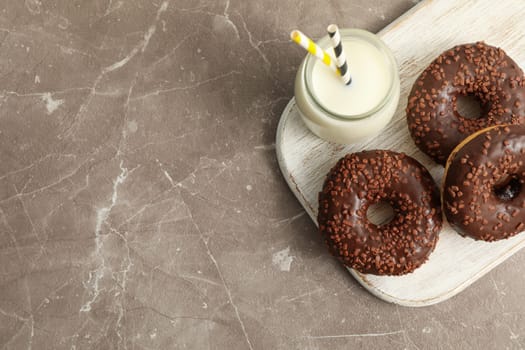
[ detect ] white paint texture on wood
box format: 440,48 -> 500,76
276,0 -> 525,307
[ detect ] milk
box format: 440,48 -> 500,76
294,29 -> 400,144
310,38 -> 392,116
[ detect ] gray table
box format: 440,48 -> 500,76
1,1 -> 523,349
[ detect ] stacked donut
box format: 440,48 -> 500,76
442,124 -> 525,241
407,42 -> 525,164
407,42 -> 525,241
318,42 -> 525,276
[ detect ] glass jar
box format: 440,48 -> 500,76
294,28 -> 400,144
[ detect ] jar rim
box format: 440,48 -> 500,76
303,28 -> 397,121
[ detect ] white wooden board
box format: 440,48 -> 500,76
276,0 -> 525,307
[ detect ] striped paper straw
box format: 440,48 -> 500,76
290,30 -> 339,74
327,24 -> 352,85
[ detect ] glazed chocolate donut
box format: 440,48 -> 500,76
407,42 -> 525,165
317,150 -> 442,275
443,124 -> 525,241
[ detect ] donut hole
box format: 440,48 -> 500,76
493,174 -> 522,201
455,94 -> 484,120
367,201 -> 395,226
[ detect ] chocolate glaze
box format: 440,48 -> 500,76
407,42 -> 525,165
443,125 -> 525,241
317,150 -> 442,276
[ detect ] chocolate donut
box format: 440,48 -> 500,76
407,42 -> 525,165
443,124 -> 525,241
318,150 -> 442,275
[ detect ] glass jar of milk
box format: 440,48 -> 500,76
294,28 -> 400,144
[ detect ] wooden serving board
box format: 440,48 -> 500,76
276,0 -> 525,306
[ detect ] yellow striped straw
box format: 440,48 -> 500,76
290,30 -> 339,74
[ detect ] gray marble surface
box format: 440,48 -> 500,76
1,0 -> 525,349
